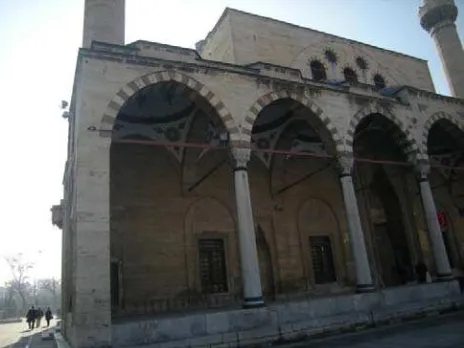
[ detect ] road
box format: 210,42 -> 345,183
0,319 -> 55,348
286,311 -> 464,348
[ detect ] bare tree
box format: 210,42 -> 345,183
38,278 -> 61,308
5,254 -> 33,312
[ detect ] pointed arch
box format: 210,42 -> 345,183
242,91 -> 344,153
421,111 -> 464,158
99,70 -> 240,142
345,102 -> 419,162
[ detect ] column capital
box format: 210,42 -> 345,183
335,154 -> 354,177
230,147 -> 251,170
415,160 -> 431,181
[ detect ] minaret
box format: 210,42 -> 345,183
83,0 -> 125,48
419,0 -> 464,99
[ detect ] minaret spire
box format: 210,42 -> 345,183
83,0 -> 125,48
419,0 -> 464,98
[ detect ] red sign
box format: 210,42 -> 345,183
437,211 -> 448,228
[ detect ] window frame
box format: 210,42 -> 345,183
310,60 -> 327,81
373,74 -> 387,90
309,235 -> 337,285
343,67 -> 358,84
195,233 -> 230,294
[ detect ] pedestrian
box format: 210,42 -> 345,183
25,306 -> 36,330
45,308 -> 53,328
36,307 -> 44,328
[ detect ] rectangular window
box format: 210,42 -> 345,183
310,236 -> 336,284
198,239 -> 228,293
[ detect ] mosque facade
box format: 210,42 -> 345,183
51,1 -> 464,347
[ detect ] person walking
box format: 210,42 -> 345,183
36,307 -> 44,328
45,308 -> 53,328
25,306 -> 36,330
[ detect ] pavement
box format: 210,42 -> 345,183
2,312 -> 464,348
283,310 -> 464,348
0,319 -> 56,348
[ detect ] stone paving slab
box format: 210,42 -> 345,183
284,311 -> 464,348
29,330 -> 57,348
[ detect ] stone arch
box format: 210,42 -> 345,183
345,102 -> 419,161
183,196 -> 239,295
99,70 -> 240,141
421,111 -> 464,158
297,196 -> 343,285
184,196 -> 236,230
243,91 -> 344,153
297,196 -> 341,234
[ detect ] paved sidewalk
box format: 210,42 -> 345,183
29,328 -> 57,348
0,319 -> 57,348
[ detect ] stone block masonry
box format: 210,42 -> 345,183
112,281 -> 462,348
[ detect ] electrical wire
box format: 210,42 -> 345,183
111,137 -> 464,172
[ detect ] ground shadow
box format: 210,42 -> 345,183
0,324 -> 45,348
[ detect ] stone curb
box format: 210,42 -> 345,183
55,332 -> 72,348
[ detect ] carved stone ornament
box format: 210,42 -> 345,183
415,160 -> 431,180
336,154 -> 354,176
230,147 -> 251,169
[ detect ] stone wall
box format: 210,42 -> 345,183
109,140 -> 355,314
112,281 -> 463,348
64,44 -> 464,346
201,9 -> 435,92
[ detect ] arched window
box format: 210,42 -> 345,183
310,60 -> 327,81
373,74 -> 386,90
343,67 -> 358,84
325,49 -> 338,64
356,57 -> 368,70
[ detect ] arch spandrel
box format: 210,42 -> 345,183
243,91 -> 344,155
345,102 -> 419,163
100,70 -> 241,143
420,111 -> 464,158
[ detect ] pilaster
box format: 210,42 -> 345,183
71,136 -> 112,348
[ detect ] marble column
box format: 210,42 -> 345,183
337,156 -> 375,292
230,147 -> 264,307
416,162 -> 453,280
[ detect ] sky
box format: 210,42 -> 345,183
0,0 -> 463,285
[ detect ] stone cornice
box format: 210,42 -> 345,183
405,86 -> 464,106
126,40 -> 201,59
76,43 -> 405,107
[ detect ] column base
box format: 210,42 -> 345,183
436,273 -> 454,282
356,284 -> 376,293
243,296 -> 265,308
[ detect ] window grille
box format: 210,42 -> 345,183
198,239 -> 228,293
310,236 -> 336,284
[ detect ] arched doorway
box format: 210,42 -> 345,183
427,117 -> 464,273
109,79 -> 237,316
249,97 -> 349,296
353,113 -> 416,287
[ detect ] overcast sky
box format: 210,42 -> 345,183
0,0 -> 463,285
